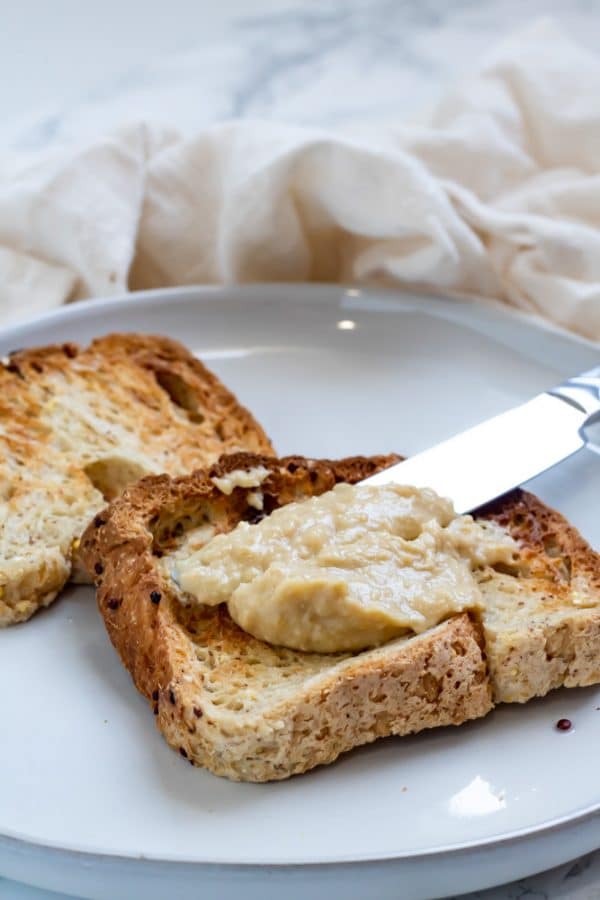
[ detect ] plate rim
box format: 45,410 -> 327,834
2,780 -> 600,867
1,282 -> 599,870
1,282 -> 598,355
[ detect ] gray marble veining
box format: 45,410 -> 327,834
6,0 -> 600,151
1,1 -> 600,898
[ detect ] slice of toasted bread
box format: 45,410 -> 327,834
82,453 -> 600,782
80,452 -> 494,782
477,491 -> 600,702
0,335 -> 273,626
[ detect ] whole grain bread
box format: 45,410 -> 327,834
477,491 -> 600,702
79,452 -> 495,782
82,453 -> 600,781
0,335 -> 273,626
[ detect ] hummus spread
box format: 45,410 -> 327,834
171,483 -> 519,653
211,465 -> 269,495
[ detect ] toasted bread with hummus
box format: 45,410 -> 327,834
0,335 -> 273,627
81,452 -> 599,782
476,490 -> 600,702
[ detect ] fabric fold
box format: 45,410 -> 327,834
1,20 -> 599,340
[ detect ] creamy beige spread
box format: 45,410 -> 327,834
169,483 -> 519,653
169,523 -> 216,565
211,466 -> 269,495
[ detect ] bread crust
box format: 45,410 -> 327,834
81,453 -> 493,781
82,461 -> 600,780
478,489 -> 600,702
0,334 -> 273,626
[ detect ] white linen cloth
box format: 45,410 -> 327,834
1,20 -> 600,340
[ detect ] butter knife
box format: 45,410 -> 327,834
364,367 -> 600,513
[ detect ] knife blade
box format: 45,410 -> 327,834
363,366 -> 600,513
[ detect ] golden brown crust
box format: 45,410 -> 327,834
82,470 -> 600,779
81,452 -> 496,781
0,334 -> 273,626
478,489 -> 600,592
477,489 -> 600,702
6,333 -> 273,470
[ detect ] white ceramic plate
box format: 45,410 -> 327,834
0,285 -> 599,900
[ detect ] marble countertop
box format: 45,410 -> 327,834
4,0 -> 600,147
1,1 -> 599,898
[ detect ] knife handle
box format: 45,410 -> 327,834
549,367 -> 600,420
549,367 -> 600,457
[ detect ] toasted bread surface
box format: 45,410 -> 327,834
478,490 -> 600,702
83,455 -> 600,781
81,453 -> 495,782
0,335 -> 272,626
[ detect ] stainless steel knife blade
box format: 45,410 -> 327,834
363,367 -> 600,513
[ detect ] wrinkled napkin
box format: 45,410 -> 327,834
1,21 -> 600,340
